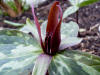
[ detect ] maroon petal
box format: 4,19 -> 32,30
51,4 -> 63,54
46,1 -> 60,34
45,1 -> 63,55
31,4 -> 44,49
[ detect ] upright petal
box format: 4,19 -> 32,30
31,4 -> 44,49
46,1 -> 60,34
50,4 -> 63,54
45,1 -> 63,55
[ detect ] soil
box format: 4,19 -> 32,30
0,0 -> 100,56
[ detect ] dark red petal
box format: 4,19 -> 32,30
46,1 -> 60,34
31,4 -> 44,49
45,1 -> 63,55
51,5 -> 63,54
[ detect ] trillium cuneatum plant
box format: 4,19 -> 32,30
0,1 -> 100,75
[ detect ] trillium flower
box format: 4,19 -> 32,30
29,1 -> 82,74
31,1 -> 63,55
31,1 -> 81,55
30,1 -> 82,74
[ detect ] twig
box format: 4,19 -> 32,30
14,0 -> 22,15
76,10 -> 79,24
89,23 -> 100,31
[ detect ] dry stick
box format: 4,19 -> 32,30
76,10 -> 79,24
14,0 -> 22,15
0,0 -> 17,17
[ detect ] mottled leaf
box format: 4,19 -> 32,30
32,54 -> 52,75
61,21 -> 79,39
63,6 -> 79,19
59,37 -> 82,50
41,21 -> 79,41
49,50 -> 100,75
0,56 -> 36,75
69,0 -> 99,7
20,18 -> 39,41
4,20 -> 25,27
63,50 -> 100,72
0,29 -> 42,75
68,0 -> 85,6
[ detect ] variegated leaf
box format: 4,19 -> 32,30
63,6 -> 79,19
69,0 -> 99,7
20,18 -> 39,42
63,50 -> 100,72
48,50 -> 100,75
61,21 -> 79,38
0,56 -> 36,75
41,21 -> 79,41
68,0 -> 86,6
59,37 -> 82,50
0,29 -> 42,75
4,20 -> 25,27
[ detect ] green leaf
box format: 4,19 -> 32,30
0,29 -> 42,58
61,21 -> 79,38
0,29 -> 42,75
59,37 -> 82,50
69,0 -> 99,7
41,21 -> 79,41
68,0 -> 85,6
20,18 -> 39,41
63,6 -> 79,19
4,20 -> 25,27
78,0 -> 99,7
0,29 -> 39,45
49,50 -> 100,75
32,54 -> 52,75
0,56 -> 36,75
63,50 -> 100,72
